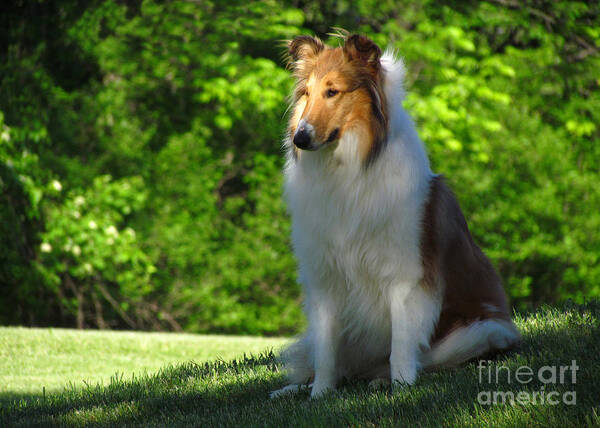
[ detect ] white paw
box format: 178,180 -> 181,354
310,382 -> 335,399
390,359 -> 418,386
269,384 -> 308,399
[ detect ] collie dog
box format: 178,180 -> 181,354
271,34 -> 520,399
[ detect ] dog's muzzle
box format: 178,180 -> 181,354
293,126 -> 312,150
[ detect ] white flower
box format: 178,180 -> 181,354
1,131 -> 10,142
51,180 -> 62,192
73,211 -> 81,219
106,237 -> 115,245
105,225 -> 118,236
40,242 -> 52,253
72,245 -> 81,256
74,196 -> 85,207
83,263 -> 93,273
88,220 -> 97,230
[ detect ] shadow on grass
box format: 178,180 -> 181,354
2,302 -> 599,427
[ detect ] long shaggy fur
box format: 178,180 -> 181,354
271,34 -> 519,399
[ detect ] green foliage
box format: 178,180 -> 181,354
0,114 -> 47,324
0,0 -> 598,333
38,175 -> 156,329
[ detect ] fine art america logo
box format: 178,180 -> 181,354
477,360 -> 578,406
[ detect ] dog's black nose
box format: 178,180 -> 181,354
293,127 -> 312,149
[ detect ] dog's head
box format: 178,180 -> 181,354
286,33 -> 388,164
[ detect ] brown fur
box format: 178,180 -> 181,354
286,34 -> 387,165
421,176 -> 515,345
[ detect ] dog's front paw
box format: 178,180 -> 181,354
310,382 -> 335,399
269,384 -> 308,399
390,358 -> 418,387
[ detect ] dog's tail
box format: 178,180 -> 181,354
420,318 -> 520,369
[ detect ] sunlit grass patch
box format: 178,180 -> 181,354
0,327 -> 289,394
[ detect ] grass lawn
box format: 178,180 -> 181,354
2,301 -> 600,427
0,327 -> 289,395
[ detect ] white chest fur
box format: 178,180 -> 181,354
283,123 -> 436,380
284,119 -> 432,299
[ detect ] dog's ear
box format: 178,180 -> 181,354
288,35 -> 324,63
286,36 -> 324,80
343,34 -> 382,75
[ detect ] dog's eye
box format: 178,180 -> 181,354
326,89 -> 339,98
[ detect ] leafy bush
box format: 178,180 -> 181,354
0,113 -> 47,324
38,175 -> 156,329
0,0 -> 598,333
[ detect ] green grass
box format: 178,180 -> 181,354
2,301 -> 600,427
0,327 -> 289,394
